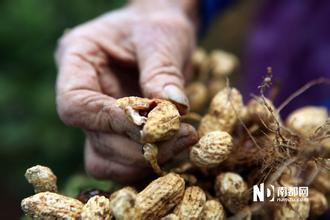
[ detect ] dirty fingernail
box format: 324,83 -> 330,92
163,85 -> 190,114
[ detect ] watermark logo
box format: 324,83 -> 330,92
253,183 -> 309,202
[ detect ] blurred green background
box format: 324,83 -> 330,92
0,0 -> 126,219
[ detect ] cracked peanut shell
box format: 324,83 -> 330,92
190,131 -> 233,168
116,97 -> 180,143
136,173 -> 185,220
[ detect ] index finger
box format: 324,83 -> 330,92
55,25 -> 140,137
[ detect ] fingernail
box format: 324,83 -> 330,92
163,85 -> 190,112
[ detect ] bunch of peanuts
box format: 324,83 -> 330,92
21,49 -> 329,220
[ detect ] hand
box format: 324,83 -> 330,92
55,2 -> 198,183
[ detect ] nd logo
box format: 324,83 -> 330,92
253,183 -> 275,202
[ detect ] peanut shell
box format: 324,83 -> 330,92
312,159 -> 330,194
25,165 -> 57,193
273,198 -> 310,220
21,192 -> 84,220
209,50 -> 238,77
309,189 -> 328,217
198,114 -> 224,137
286,106 -> 328,138
190,131 -> 233,168
116,97 -> 180,143
247,96 -> 280,126
214,172 -> 249,213
136,173 -> 185,219
201,200 -> 225,220
161,213 -> 179,220
81,195 -> 111,220
110,187 -> 141,220
174,186 -> 206,219
208,87 -> 243,133
185,82 -> 208,112
142,100 -> 180,143
208,77 -> 226,98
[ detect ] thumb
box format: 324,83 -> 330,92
134,18 -> 194,114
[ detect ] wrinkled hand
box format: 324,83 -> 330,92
55,4 -> 197,183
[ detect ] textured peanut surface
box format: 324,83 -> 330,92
190,131 -> 233,168
25,165 -> 57,193
286,106 -> 328,138
201,200 -> 225,220
174,186 -> 206,220
21,192 -> 83,220
215,172 -> 249,213
274,198 -> 310,220
309,189 -> 328,216
208,87 -> 243,133
116,96 -> 180,143
136,173 -> 185,220
109,187 -> 140,220
142,100 -> 180,143
81,196 -> 111,220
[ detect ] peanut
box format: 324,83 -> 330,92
142,99 -> 180,143
214,172 -> 249,213
136,173 -> 185,219
81,196 -> 111,220
190,131 -> 233,168
185,82 -> 208,112
174,186 -> 206,219
192,48 -> 207,68
109,187 -> 141,220
247,96 -> 280,126
312,159 -> 330,194
25,165 -> 57,193
201,200 -> 225,220
286,106 -> 328,138
21,192 -> 84,220
198,114 -> 224,137
209,50 -> 238,77
116,97 -> 180,143
208,77 -> 226,98
309,189 -> 328,217
208,87 -> 243,133
161,213 -> 179,220
273,198 -> 310,220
